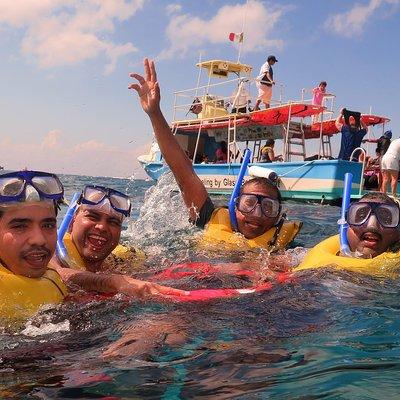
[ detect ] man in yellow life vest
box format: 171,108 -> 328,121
0,170 -> 67,320
129,59 -> 301,251
52,184 -> 184,298
296,192 -> 400,277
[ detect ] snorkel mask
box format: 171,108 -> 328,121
228,150 -> 281,231
0,170 -> 64,210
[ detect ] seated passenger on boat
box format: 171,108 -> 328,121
260,139 -> 282,163
52,185 -> 183,298
336,108 -> 368,160
296,192 -> 400,276
129,58 -> 301,251
215,141 -> 228,163
0,170 -> 67,320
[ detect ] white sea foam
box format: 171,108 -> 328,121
21,319 -> 70,337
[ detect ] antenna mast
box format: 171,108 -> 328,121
237,0 -> 249,63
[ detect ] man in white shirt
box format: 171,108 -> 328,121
254,55 -> 277,111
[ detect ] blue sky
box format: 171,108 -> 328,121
0,0 -> 398,177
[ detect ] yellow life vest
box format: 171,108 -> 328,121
295,235 -> 400,278
202,207 -> 302,250
61,233 -> 146,271
0,263 -> 67,321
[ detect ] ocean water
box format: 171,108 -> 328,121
1,172 -> 400,399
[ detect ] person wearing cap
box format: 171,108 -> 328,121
381,136 -> 400,196
254,55 -> 277,111
129,58 -> 301,251
0,170 -> 67,320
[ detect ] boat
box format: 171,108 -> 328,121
137,59 -> 389,202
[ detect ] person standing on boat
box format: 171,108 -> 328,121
312,81 -> 333,106
381,137 -> 400,196
129,58 -> 301,251
335,108 -> 368,161
376,130 -> 392,157
375,130 -> 392,190
254,55 -> 277,111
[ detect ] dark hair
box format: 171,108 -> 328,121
240,177 -> 282,203
360,191 -> 397,206
220,141 -> 227,152
319,81 -> 327,87
265,139 -> 275,147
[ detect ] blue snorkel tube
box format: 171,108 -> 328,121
56,192 -> 80,264
338,172 -> 353,257
229,148 -> 252,230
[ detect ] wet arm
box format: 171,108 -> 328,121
55,266 -> 185,298
129,58 -> 208,220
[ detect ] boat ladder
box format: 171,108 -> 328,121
321,134 -> 332,159
251,140 -> 262,162
285,121 -> 306,161
227,114 -> 240,162
191,120 -> 205,165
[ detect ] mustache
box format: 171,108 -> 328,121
361,228 -> 382,241
21,246 -> 52,258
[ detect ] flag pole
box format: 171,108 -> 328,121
236,0 -> 249,63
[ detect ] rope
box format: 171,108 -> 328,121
278,160 -> 316,178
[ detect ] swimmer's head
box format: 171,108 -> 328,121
235,177 -> 282,239
69,185 -> 131,271
0,170 -> 63,278
347,192 -> 400,258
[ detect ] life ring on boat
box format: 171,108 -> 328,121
0,264 -> 67,320
294,235 -> 400,278
151,262 -> 292,302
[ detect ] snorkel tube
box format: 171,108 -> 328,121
228,148 -> 252,230
338,172 -> 353,257
56,192 -> 80,264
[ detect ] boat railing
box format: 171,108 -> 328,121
172,76 -> 285,124
300,88 -> 336,122
349,147 -> 367,196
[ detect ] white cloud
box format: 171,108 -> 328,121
0,130 -> 150,178
158,0 -> 288,60
0,0 -> 145,73
325,0 -> 399,37
166,3 -> 182,15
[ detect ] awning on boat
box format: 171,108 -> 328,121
251,103 -> 325,125
311,114 -> 391,134
196,60 -> 252,78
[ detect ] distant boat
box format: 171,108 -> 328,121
137,59 -> 389,202
0,166 -> 4,171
